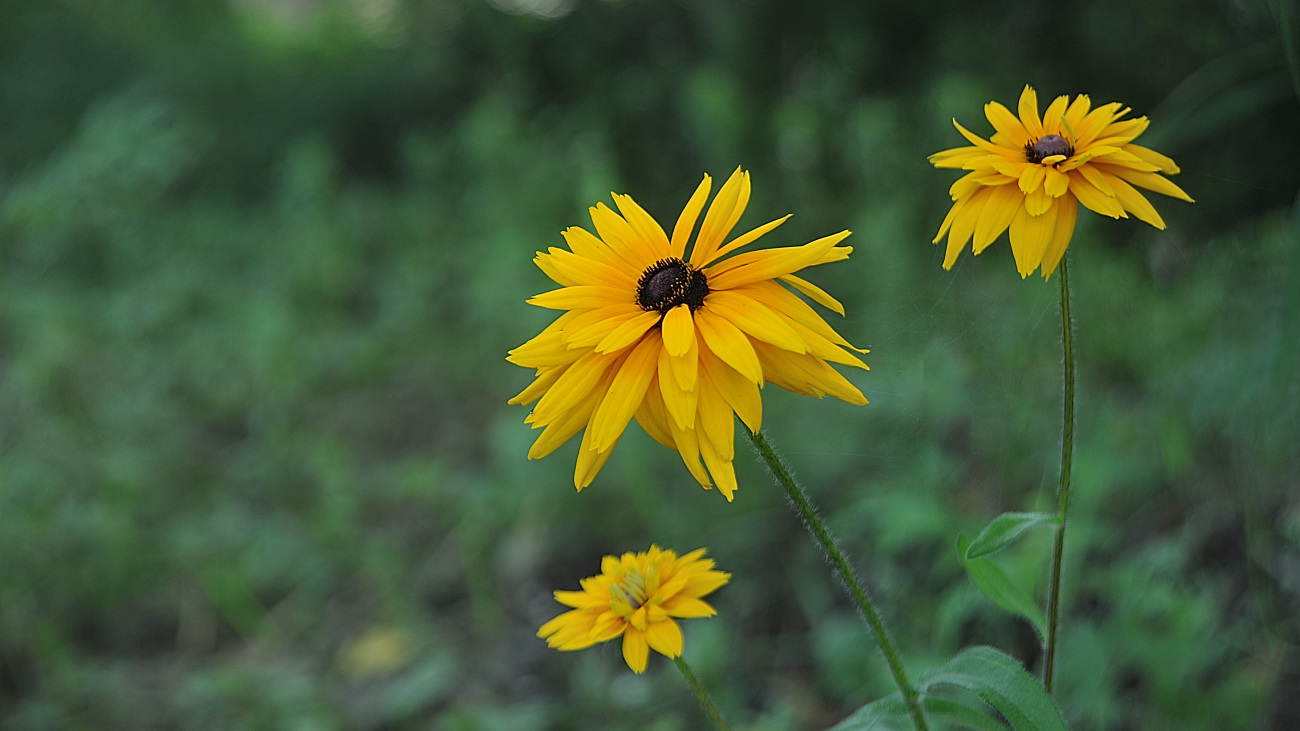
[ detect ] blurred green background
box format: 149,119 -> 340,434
1,0 -> 1298,728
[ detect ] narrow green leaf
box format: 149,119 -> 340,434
957,535 -> 1048,641
965,512 -> 1059,559
828,693 -> 1010,731
919,646 -> 1069,731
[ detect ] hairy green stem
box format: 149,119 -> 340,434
674,655 -> 731,731
1044,257 -> 1076,694
746,429 -> 929,731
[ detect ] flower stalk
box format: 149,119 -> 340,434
1043,257 -> 1076,693
746,429 -> 929,731
674,656 -> 731,731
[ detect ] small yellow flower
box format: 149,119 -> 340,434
508,168 -> 867,500
537,545 -> 730,673
929,85 -> 1194,279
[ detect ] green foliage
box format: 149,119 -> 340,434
0,0 -> 1296,729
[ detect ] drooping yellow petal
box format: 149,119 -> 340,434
588,332 -> 661,452
779,273 -> 845,316
1125,144 -> 1181,174
622,628 -> 650,673
1039,195 -> 1078,279
695,307 -> 763,384
643,617 -> 683,658
661,304 -> 695,357
1007,198 -> 1058,277
658,340 -> 698,432
1095,164 -> 1194,203
699,344 -> 761,434
973,182 -> 1024,254
1107,175 -> 1167,229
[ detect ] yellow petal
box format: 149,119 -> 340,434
702,290 -> 807,353
1008,199 -> 1057,277
594,310 -> 662,354
1043,167 -> 1070,198
984,100 -> 1030,147
661,304 -> 695,357
1067,170 -> 1125,219
1018,165 -> 1046,195
712,214 -> 791,261
699,345 -> 762,434
690,168 -> 750,267
662,596 -> 716,618
622,628 -> 649,673
613,192 -> 672,259
670,175 -> 712,258
704,230 -> 851,290
779,273 -> 844,316
695,308 -> 762,384
634,374 -> 677,449
1039,195 -> 1078,279
1125,144 -> 1181,175
973,183 -> 1023,254
589,333 -> 661,452
1018,85 -> 1043,138
1097,164 -> 1194,203
657,340 -> 698,432
696,426 -> 737,501
696,377 -> 735,462
1041,95 -> 1070,135
1108,175 -> 1167,229
528,285 -> 627,311
1024,185 -> 1052,217
643,618 -> 683,658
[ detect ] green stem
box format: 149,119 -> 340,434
746,429 -> 929,731
1044,257 -> 1076,694
674,655 -> 731,731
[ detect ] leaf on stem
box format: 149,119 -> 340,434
919,646 -> 1069,731
957,534 -> 1048,641
965,512 -> 1060,560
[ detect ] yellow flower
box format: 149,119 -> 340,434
537,545 -> 730,673
929,85 -> 1193,279
508,168 -> 867,500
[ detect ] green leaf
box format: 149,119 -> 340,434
957,535 -> 1048,641
919,646 -> 1069,731
965,512 -> 1059,560
827,693 -> 1010,731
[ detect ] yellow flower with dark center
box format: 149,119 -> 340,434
537,545 -> 730,673
508,168 -> 867,500
929,85 -> 1194,279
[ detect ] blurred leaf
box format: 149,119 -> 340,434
965,512 -> 1059,560
828,692 -> 1009,731
957,534 -> 1047,641
919,647 -> 1068,731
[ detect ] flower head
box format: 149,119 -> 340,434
929,85 -> 1193,279
537,545 -> 730,673
508,168 -> 867,500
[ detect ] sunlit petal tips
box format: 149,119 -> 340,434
537,545 -> 730,673
928,85 -> 1193,279
508,169 -> 868,500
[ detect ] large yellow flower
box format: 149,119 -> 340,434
508,168 -> 867,500
537,545 -> 730,674
929,85 -> 1193,279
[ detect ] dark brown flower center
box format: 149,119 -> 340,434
1024,134 -> 1074,164
636,257 -> 709,313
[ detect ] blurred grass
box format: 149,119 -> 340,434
0,0 -> 1297,729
